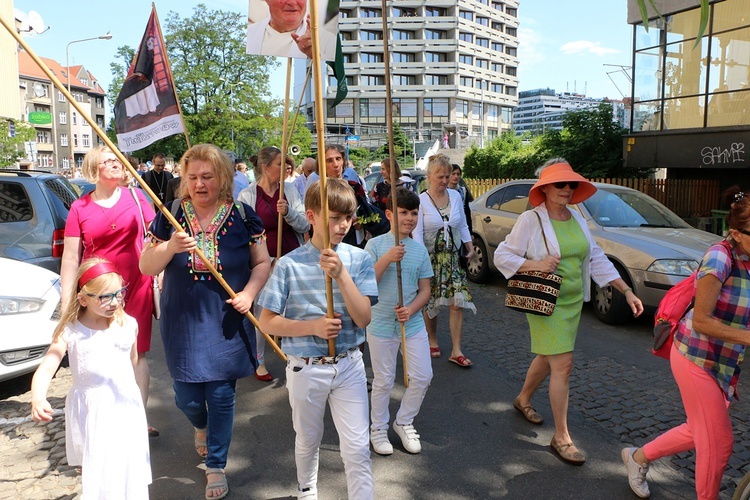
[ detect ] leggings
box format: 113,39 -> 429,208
643,343 -> 733,500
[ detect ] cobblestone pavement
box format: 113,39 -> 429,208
464,278 -> 750,500
2,277 -> 749,498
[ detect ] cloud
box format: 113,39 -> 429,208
518,27 -> 544,66
560,40 -> 620,56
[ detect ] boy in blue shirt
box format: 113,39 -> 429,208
258,178 -> 378,500
364,188 -> 434,455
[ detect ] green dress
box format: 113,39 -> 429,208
527,217 -> 588,355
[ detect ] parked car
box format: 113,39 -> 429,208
468,180 -> 721,324
68,177 -> 95,197
364,169 -> 433,195
0,257 -> 61,382
0,170 -> 79,273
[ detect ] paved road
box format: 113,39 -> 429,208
2,274 -> 748,498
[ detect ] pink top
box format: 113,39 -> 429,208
65,187 -> 156,352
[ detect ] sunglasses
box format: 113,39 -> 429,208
552,181 -> 579,190
87,287 -> 127,306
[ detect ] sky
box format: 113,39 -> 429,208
12,0 -> 635,103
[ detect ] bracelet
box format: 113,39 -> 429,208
621,287 -> 633,295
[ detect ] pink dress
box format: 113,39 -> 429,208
65,187 -> 156,352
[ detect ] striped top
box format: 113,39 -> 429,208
257,240 -> 378,357
675,240 -> 750,401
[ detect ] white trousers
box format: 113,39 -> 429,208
286,348 -> 374,499
367,328 -> 433,431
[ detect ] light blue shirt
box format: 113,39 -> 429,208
365,234 -> 433,338
232,170 -> 249,199
257,240 -> 378,356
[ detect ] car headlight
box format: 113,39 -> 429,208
0,296 -> 45,315
647,259 -> 698,277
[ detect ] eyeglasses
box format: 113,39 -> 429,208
87,287 -> 127,306
98,158 -> 122,168
552,181 -> 579,190
737,228 -> 750,237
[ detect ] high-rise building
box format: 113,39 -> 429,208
512,88 -> 605,134
295,0 -> 519,151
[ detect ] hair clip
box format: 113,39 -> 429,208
735,192 -> 745,203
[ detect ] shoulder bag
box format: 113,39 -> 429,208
504,212 -> 563,316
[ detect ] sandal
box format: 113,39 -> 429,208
550,438 -> 586,465
195,428 -> 208,458
448,355 -> 472,367
430,346 -> 441,358
205,468 -> 229,500
513,397 -> 543,425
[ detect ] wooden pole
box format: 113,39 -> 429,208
381,0 -> 408,387
277,58 -> 293,259
308,0 -> 335,356
0,13 -> 285,362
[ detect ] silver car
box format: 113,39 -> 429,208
467,180 -> 721,324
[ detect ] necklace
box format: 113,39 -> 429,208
92,190 -> 119,230
152,171 -> 166,199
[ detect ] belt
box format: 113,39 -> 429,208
303,347 -> 358,365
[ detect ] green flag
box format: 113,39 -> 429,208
327,35 -> 348,109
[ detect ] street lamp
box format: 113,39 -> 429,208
65,32 -> 112,173
477,78 -> 485,148
220,78 -> 245,157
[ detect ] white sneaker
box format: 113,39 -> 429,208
370,428 -> 393,455
621,447 -> 650,498
297,485 -> 318,499
393,422 -> 421,454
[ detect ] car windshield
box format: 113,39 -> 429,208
582,188 -> 690,228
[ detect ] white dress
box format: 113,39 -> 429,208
64,315 -> 151,499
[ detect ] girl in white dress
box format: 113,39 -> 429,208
31,258 -> 152,499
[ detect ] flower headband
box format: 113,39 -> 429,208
78,262 -> 119,289
735,192 -> 745,203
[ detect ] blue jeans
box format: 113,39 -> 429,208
173,379 -> 237,469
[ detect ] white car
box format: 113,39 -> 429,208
0,257 -> 61,382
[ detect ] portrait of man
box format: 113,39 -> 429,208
246,0 -> 338,60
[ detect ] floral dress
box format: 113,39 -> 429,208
423,202 -> 476,318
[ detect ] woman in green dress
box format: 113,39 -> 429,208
493,159 -> 644,465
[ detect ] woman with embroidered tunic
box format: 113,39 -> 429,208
61,146 -> 158,437
237,146 -> 309,382
493,159 -> 643,466
140,144 -> 271,500
413,154 -> 476,367
620,186 -> 750,500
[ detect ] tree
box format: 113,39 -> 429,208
464,132 -> 546,179
0,120 -> 36,168
373,121 -> 413,165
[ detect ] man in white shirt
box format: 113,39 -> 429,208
294,157 -> 317,198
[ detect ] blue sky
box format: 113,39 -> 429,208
13,0 -> 634,102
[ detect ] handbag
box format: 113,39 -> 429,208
504,212 -> 562,316
130,187 -> 161,320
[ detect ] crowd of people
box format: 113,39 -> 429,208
29,143 -> 750,500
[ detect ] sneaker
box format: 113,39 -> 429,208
393,422 -> 421,454
621,447 -> 650,498
297,486 -> 318,499
370,428 -> 393,455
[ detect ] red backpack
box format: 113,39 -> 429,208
652,240 -> 732,359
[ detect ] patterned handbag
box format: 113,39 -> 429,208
504,212 -> 563,316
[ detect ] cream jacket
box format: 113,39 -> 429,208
237,182 -> 309,245
414,189 -> 471,252
493,204 -> 619,302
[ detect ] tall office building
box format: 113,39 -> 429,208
295,0 -> 520,150
512,88 -> 605,134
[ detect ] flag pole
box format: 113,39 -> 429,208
287,65 -> 312,153
151,3 -> 191,149
277,58 -> 293,260
308,0 -> 335,356
0,13 -> 285,362
380,0 -> 408,387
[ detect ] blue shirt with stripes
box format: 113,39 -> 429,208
257,240 -> 378,356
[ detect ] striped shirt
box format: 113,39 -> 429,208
257,240 -> 378,357
675,240 -> 750,401
365,234 -> 433,338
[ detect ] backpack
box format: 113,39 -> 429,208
652,239 -> 732,359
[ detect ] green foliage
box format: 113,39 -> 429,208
373,122 -> 413,164
347,147 -> 374,169
0,121 -> 36,168
464,132 -> 545,179
108,4 -> 283,160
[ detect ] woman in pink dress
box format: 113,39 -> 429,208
61,146 -> 158,436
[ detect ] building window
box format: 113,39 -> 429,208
459,33 -> 474,43
361,8 -> 381,18
459,11 -> 474,21
343,54 -> 352,63
506,27 -> 517,37
95,97 -> 104,108
74,134 -> 78,147
393,30 -> 415,40
456,99 -> 469,117
492,83 -> 504,93
393,52 -> 415,63
424,98 -> 449,117
473,102 -> 481,117
58,91 -> 66,102
506,66 -> 517,76
492,22 -> 504,31
361,31 -> 382,41
393,7 -> 416,17
425,29 -> 446,40
425,6 -> 446,16
505,46 -> 517,56
459,55 -> 474,65
492,42 -> 504,52
60,133 -> 68,147
426,52 -> 447,63
477,38 -> 489,48
487,103 -> 499,119
72,112 -> 77,125
96,118 -> 105,128
362,53 -> 383,63
80,78 -> 88,86
36,131 -> 50,143
340,9 -> 351,18
83,134 -> 90,147
506,86 -> 517,96
392,98 -> 418,117
340,31 -> 353,41
75,92 -> 85,102
492,1 -> 503,11
492,62 -> 504,72
425,75 -> 448,85
362,75 -> 385,86
61,157 -> 69,170
360,98 -> 386,117
59,112 -> 67,124
506,7 -> 518,17
394,75 -> 416,85
476,59 -> 489,69
459,76 -> 473,87
477,17 -> 489,26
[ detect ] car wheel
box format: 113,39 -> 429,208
591,263 -> 632,325
467,236 -> 490,284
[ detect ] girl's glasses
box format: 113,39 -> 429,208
87,287 -> 127,305
552,181 -> 579,190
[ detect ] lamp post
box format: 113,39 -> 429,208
65,32 -> 112,173
477,78 -> 485,148
220,78 -> 245,157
